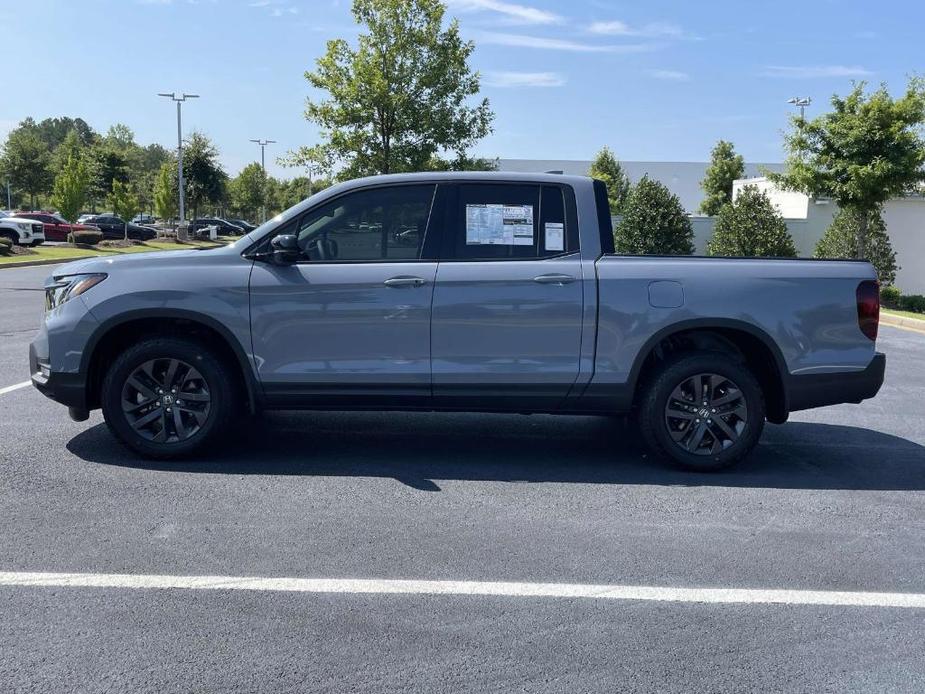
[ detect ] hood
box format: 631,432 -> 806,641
52,248 -> 218,278
2,216 -> 42,226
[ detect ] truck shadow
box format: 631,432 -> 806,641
67,411 -> 925,492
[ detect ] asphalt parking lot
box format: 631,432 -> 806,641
1,264 -> 924,693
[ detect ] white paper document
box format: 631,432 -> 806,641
545,222 -> 564,251
466,204 -> 534,245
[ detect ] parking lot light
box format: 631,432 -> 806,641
158,92 -> 200,229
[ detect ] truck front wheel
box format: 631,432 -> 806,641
637,351 -> 765,471
101,337 -> 235,459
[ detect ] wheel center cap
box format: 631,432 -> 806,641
698,407 -> 710,418
162,394 -> 175,406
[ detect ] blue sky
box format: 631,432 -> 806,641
1,0 -> 921,179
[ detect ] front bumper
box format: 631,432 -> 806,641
787,352 -> 886,413
30,343 -> 88,410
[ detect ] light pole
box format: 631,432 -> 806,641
250,138 -> 276,223
787,96 -> 812,122
158,92 -> 199,229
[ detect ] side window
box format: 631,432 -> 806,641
448,183 -> 575,260
295,184 -> 435,262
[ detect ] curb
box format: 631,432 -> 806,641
0,256 -> 95,269
881,311 -> 925,333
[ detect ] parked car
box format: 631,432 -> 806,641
76,214 -> 96,224
12,211 -> 100,242
83,215 -> 156,241
226,218 -> 256,233
31,172 -> 885,469
132,213 -> 156,225
187,217 -> 244,237
0,212 -> 45,246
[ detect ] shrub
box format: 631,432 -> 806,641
880,285 -> 901,307
815,207 -> 898,285
69,230 -> 103,246
614,176 -> 695,255
902,294 -> 925,314
0,236 -> 13,255
707,185 -> 797,257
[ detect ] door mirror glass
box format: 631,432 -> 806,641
270,234 -> 300,264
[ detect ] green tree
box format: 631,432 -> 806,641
182,132 -> 227,219
614,176 -> 695,255
707,185 -> 797,257
108,179 -> 139,240
86,143 -> 129,209
815,207 -> 899,285
0,121 -> 54,209
51,153 -> 90,226
298,0 -> 493,179
153,161 -> 177,222
228,163 -> 267,221
769,78 -> 925,258
589,147 -> 631,214
699,140 -> 745,216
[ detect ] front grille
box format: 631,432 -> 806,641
32,224 -> 44,235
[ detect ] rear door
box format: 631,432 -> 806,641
431,182 -> 584,411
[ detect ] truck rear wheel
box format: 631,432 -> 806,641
101,337 -> 235,459
637,351 -> 765,471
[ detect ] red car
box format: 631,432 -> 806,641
13,211 -> 99,242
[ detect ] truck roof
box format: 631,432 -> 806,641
331,171 -> 592,190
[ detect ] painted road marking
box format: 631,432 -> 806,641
1,571 -> 924,609
0,381 -> 31,396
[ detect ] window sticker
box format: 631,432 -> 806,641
545,222 -> 564,251
466,203 -> 534,245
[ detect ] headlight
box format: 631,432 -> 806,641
17,222 -> 30,231
45,273 -> 107,312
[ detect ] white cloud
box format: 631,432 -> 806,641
589,20 -> 683,38
447,0 -> 562,25
483,71 -> 566,87
648,69 -> 689,81
478,32 -> 656,53
762,65 -> 873,78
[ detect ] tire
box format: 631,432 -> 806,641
1,231 -> 19,246
101,337 -> 236,459
637,351 -> 765,471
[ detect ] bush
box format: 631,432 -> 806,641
902,294 -> 925,314
614,176 -> 695,255
815,207 -> 898,285
69,230 -> 103,246
880,285 -> 901,307
707,185 -> 797,257
0,236 -> 12,255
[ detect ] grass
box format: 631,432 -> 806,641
882,307 -> 925,322
0,239 -> 225,265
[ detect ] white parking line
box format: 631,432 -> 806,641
0,381 -> 31,396
1,571 -> 923,609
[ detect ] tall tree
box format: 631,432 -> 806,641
699,140 -> 745,216
108,179 -> 139,241
0,121 -> 54,209
153,161 -> 177,222
589,147 -> 631,214
298,0 -> 493,178
614,176 -> 695,255
228,163 -> 267,221
182,132 -> 227,219
707,185 -> 797,257
770,78 -> 925,258
51,153 -> 90,226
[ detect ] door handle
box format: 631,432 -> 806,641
533,273 -> 576,285
383,276 -> 426,288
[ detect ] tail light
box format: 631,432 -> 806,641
856,280 -> 879,341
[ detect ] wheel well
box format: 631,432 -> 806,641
86,317 -> 253,411
633,327 -> 787,423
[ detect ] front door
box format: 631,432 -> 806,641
249,183 -> 440,409
431,182 -> 585,411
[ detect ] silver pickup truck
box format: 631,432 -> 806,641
30,172 -> 885,470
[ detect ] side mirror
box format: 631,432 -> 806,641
270,234 -> 300,264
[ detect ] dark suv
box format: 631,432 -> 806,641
85,215 -> 157,241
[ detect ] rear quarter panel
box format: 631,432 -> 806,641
592,256 -> 878,388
